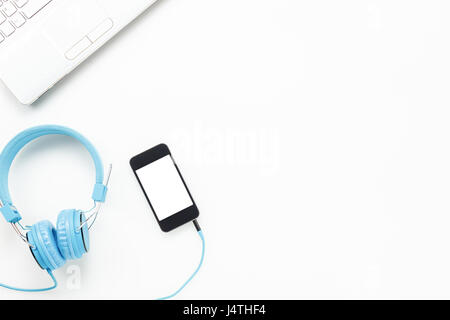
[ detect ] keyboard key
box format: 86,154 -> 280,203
0,21 -> 14,36
14,0 -> 28,8
0,12 -> 5,24
10,12 -> 25,28
2,2 -> 16,17
21,0 -> 51,19
0,33 -> 4,43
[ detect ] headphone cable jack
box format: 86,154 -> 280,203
193,219 -> 201,232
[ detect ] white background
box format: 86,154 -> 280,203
1,0 -> 450,299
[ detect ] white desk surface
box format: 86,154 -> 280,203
1,0 -> 450,299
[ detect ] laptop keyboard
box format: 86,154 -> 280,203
0,0 -> 52,43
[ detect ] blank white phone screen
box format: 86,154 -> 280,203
136,155 -> 193,221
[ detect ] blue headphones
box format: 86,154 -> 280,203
0,125 -> 109,291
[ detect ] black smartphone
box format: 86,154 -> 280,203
130,144 -> 199,232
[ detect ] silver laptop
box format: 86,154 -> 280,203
0,0 -> 158,104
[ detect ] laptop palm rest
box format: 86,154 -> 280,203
42,0 -> 113,60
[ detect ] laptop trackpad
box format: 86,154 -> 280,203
42,0 -> 113,60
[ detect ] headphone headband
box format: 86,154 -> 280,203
0,125 -> 107,223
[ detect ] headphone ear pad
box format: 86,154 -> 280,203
56,209 -> 89,260
27,220 -> 66,271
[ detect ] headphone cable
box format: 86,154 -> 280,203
157,220 -> 205,300
1,220 -> 205,295
0,269 -> 57,292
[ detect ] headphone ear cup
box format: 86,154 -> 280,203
27,220 -> 66,271
56,209 -> 89,260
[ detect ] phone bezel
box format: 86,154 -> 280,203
130,144 -> 199,232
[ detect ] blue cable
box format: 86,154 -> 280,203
1,225 -> 204,296
157,230 -> 205,300
0,269 -> 57,292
